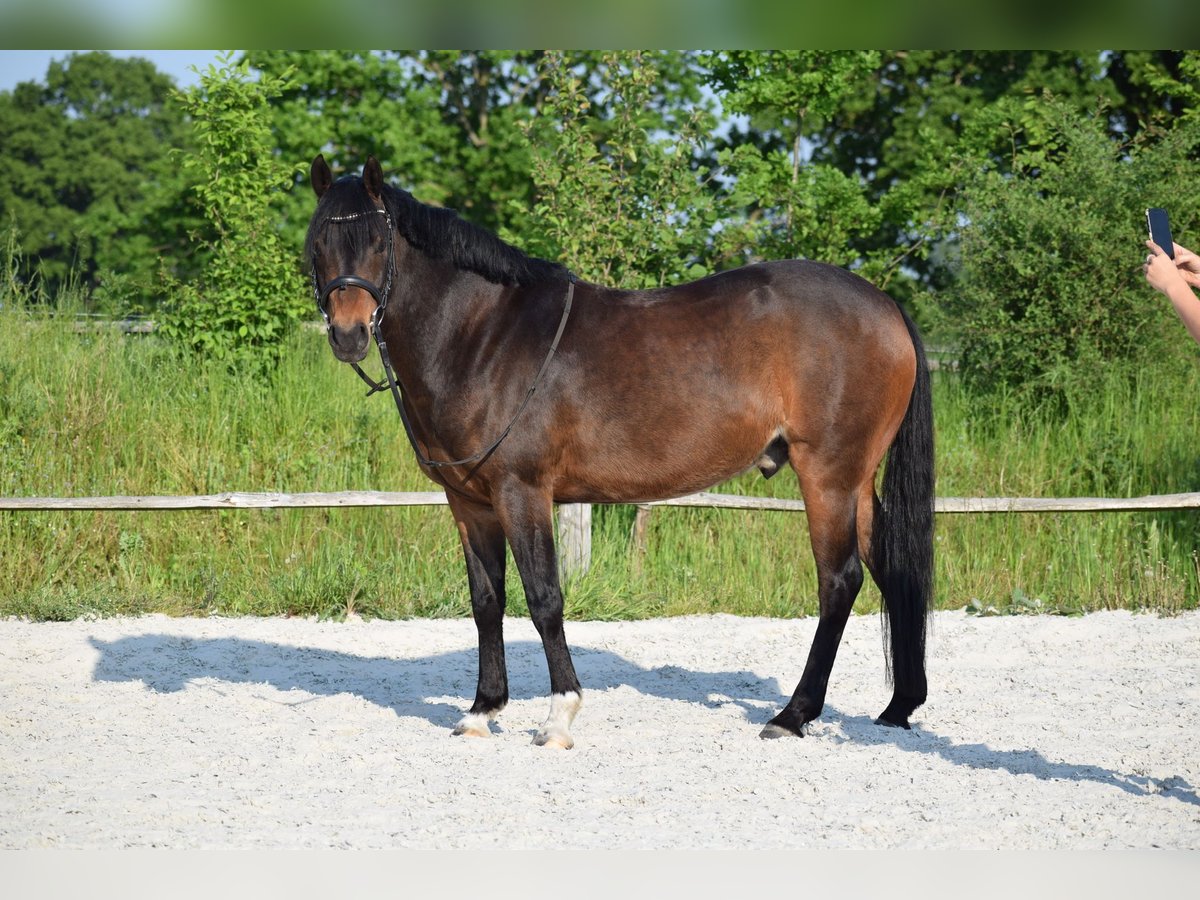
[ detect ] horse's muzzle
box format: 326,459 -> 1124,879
328,322 -> 371,363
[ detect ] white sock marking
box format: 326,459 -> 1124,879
535,691 -> 582,748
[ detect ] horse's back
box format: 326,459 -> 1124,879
586,259 -> 908,342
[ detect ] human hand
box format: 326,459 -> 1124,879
1169,242 -> 1200,289
1145,240 -> 1189,295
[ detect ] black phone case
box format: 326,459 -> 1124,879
1147,208 -> 1175,260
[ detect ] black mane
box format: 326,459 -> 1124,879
306,174 -> 568,287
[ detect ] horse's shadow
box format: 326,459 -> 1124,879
88,633 -> 781,733
817,708 -> 1200,807
89,632 -> 1197,807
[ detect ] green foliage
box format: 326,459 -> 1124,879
708,52 -> 881,264
250,51 -> 716,281
704,51 -> 957,296
1140,50 -> 1200,123
713,140 -> 879,269
244,50 -> 523,253
936,98 -> 1200,403
0,51 -> 194,301
711,50 -> 882,134
789,51 -> 1197,304
156,53 -> 309,364
516,51 -> 717,288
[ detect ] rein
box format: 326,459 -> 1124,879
312,208 -> 575,475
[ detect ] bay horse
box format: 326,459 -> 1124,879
306,155 -> 935,748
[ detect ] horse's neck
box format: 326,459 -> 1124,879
384,250 -> 503,399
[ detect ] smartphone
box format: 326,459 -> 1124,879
1147,207 -> 1175,259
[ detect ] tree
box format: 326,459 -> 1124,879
247,50 -> 713,267
704,51 -> 940,289
702,51 -> 1200,310
516,50 -> 718,288
246,50 -> 548,256
156,53 -> 308,364
1137,50 -> 1200,124
0,51 -> 193,302
808,51 -> 1199,295
938,99 -> 1200,403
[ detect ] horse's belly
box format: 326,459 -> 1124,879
555,420 -> 776,504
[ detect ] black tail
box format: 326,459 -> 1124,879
873,306 -> 935,720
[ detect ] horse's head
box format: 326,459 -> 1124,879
307,155 -> 394,364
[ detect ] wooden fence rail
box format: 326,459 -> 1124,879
3,489 -> 1200,513
4,490 -> 1198,579
0,491 -> 451,511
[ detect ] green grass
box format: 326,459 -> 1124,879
2,301 -> 1199,621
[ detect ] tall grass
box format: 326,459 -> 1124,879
2,298 -> 1198,620
929,370 -> 1200,614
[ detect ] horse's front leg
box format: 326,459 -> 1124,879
495,484 -> 582,748
447,494 -> 510,738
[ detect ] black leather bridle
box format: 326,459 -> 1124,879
310,207 -> 575,477
311,208 -> 395,334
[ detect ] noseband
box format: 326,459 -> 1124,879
310,205 -> 576,479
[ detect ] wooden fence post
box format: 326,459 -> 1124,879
557,503 -> 592,580
631,504 -> 654,574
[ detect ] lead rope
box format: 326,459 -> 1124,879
352,277 -> 575,475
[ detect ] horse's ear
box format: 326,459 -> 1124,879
311,155 -> 333,198
364,156 -> 384,202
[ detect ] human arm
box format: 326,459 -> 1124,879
1145,240 -> 1200,344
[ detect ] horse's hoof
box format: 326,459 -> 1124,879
759,722 -> 803,740
452,713 -> 494,738
531,692 -> 581,749
876,693 -> 923,729
532,730 -> 574,749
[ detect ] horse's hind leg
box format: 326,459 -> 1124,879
494,484 -> 582,749
447,494 -> 509,738
761,463 -> 865,739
